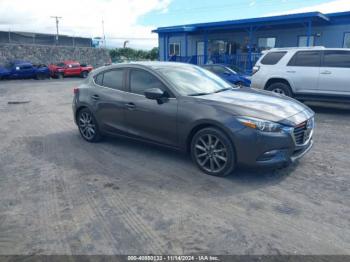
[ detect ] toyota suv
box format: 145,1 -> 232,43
251,47 -> 350,102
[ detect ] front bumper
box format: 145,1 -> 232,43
228,124 -> 314,169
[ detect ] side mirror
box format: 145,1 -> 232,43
144,88 -> 165,100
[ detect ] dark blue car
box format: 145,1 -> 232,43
0,60 -> 50,80
202,64 -> 251,87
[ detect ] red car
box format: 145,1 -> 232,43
49,60 -> 93,79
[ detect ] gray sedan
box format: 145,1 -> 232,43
72,62 -> 314,176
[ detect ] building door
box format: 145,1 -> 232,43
197,42 -> 205,65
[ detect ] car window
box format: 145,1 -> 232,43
323,50 -> 350,68
260,52 -> 287,65
288,51 -> 321,67
130,69 -> 166,96
102,69 -> 124,90
71,64 -> 80,68
20,65 -> 33,70
94,73 -> 103,86
211,66 -> 228,74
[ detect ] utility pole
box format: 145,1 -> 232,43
102,18 -> 107,48
51,16 -> 62,45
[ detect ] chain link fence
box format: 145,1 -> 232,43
0,31 -> 92,47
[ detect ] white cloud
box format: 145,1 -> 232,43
267,0 -> 350,16
0,0 -> 171,49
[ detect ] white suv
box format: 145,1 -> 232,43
251,47 -> 350,102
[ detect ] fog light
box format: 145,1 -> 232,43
257,150 -> 279,161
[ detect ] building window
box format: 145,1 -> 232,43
258,37 -> 276,50
298,36 -> 315,47
169,42 -> 180,56
343,33 -> 350,48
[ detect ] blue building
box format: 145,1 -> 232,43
152,11 -> 350,73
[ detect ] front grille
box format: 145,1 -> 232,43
293,121 -> 307,145
293,119 -> 313,145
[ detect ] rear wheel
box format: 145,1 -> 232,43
57,73 -> 64,79
235,81 -> 244,88
267,82 -> 293,97
191,127 -> 236,177
81,71 -> 88,78
77,108 -> 102,142
36,73 -> 45,80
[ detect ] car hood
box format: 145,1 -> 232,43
191,88 -> 314,125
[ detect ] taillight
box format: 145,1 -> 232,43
252,66 -> 260,75
73,87 -> 79,94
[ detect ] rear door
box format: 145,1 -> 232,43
318,50 -> 350,95
123,68 -> 178,147
91,68 -> 129,134
286,51 -> 321,93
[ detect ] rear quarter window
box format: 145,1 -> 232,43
260,52 -> 287,65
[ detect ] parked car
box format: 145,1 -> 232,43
202,64 -> 251,87
251,47 -> 350,102
72,62 -> 314,177
49,60 -> 93,79
0,61 -> 50,80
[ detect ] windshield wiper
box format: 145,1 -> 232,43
214,87 -> 232,93
188,92 -> 211,96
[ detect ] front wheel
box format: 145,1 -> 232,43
191,127 -> 236,177
77,108 -> 102,142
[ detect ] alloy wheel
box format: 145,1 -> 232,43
78,111 -> 96,140
272,88 -> 286,95
194,134 -> 228,173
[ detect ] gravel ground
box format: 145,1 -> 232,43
0,79 -> 349,255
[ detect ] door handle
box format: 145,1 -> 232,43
286,70 -> 296,73
91,94 -> 100,100
125,102 -> 136,110
320,71 -> 332,75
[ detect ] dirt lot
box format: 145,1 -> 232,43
0,79 -> 349,255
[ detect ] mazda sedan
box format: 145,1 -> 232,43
72,62 -> 314,176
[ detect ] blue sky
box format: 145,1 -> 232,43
0,0 -> 348,49
140,0 -> 342,27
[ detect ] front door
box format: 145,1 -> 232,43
318,50 -> 350,95
123,68 -> 178,147
197,42 -> 205,65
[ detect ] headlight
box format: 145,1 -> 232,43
237,117 -> 284,133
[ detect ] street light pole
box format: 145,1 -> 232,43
51,16 -> 62,45
102,18 -> 107,48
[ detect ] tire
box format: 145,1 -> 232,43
80,71 -> 88,78
77,108 -> 102,142
190,127 -> 236,177
235,81 -> 244,88
57,73 -> 64,79
36,73 -> 45,80
266,82 -> 293,97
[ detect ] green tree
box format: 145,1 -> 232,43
110,47 -> 159,62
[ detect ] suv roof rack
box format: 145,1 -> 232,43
268,46 -> 325,51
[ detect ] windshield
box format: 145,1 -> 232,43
157,66 -> 233,96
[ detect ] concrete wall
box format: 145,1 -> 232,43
0,43 -> 111,67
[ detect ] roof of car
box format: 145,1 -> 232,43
90,61 -> 201,77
